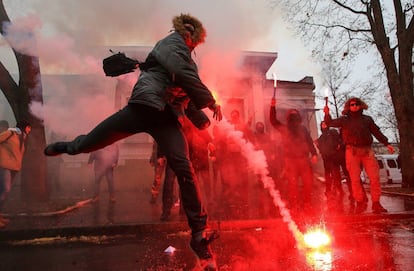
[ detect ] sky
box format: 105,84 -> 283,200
0,0 -> 322,135
1,0 -> 319,79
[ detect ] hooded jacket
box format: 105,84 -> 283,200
324,111 -> 389,147
270,106 -> 317,159
316,128 -> 342,159
129,31 -> 215,117
0,128 -> 26,171
324,97 -> 389,147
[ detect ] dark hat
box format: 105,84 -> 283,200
16,120 -> 31,131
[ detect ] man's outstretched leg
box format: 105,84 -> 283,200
44,106 -> 137,156
153,123 -> 218,270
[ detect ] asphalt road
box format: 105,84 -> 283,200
1,216 -> 413,271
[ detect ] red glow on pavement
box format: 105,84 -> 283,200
306,250 -> 333,271
302,227 -> 333,270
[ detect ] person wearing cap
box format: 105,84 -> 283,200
324,97 -> 394,214
0,120 -> 32,228
44,13 -> 221,270
269,98 -> 318,217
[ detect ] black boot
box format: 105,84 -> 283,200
355,201 -> 368,214
372,202 -> 388,214
190,231 -> 219,271
44,142 -> 68,156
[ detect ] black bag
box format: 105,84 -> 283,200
102,51 -> 140,77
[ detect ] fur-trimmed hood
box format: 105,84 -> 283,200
172,13 -> 206,47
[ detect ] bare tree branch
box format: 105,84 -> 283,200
332,0 -> 367,15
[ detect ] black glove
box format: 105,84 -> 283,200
102,51 -> 140,77
185,102 -> 211,130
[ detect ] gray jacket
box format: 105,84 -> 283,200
129,32 -> 215,115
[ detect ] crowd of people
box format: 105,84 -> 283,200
144,94 -> 394,226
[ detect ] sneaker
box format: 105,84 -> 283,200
190,231 -> 219,270
355,201 -> 368,214
44,142 -> 68,156
372,202 -> 388,214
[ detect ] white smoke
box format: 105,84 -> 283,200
213,117 -> 304,245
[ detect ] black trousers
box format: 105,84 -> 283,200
64,103 -> 207,235
162,164 -> 177,214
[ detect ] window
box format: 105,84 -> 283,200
387,159 -> 397,168
377,159 -> 384,169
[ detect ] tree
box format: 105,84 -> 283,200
0,0 -> 48,201
317,47 -> 353,117
274,0 -> 414,188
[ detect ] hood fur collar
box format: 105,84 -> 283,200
172,14 -> 206,47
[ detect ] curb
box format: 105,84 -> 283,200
1,213 -> 413,243
2,198 -> 94,218
381,191 -> 414,198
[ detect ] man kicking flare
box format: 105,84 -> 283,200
44,14 -> 222,271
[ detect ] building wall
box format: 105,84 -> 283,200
2,50 -> 319,200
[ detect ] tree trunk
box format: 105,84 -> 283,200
21,124 -> 49,201
398,127 -> 414,188
0,0 -> 49,201
17,55 -> 49,202
385,78 -> 414,188
391,64 -> 414,188
371,0 -> 414,187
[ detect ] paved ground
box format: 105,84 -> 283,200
1,177 -> 413,232
1,217 -> 414,271
0,178 -> 414,270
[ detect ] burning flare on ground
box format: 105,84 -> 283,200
303,227 -> 331,249
303,226 -> 333,271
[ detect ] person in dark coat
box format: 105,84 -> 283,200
252,121 -> 278,218
44,14 -> 222,270
315,121 -> 343,197
324,97 -> 394,214
269,98 -> 318,215
315,121 -> 347,212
